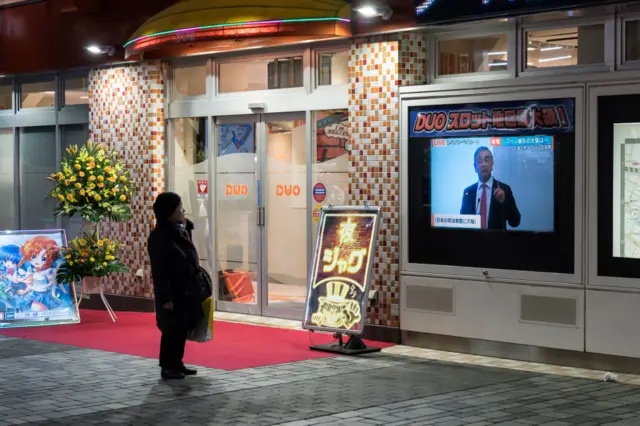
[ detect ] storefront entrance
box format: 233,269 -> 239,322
215,112 -> 308,320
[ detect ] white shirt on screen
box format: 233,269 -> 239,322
475,176 -> 494,215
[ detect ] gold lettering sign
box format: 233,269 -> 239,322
303,208 -> 380,334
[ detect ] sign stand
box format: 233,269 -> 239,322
309,331 -> 382,356
303,203 -> 383,356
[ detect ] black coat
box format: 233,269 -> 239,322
147,221 -> 204,333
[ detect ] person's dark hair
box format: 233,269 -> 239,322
153,192 -> 182,220
473,146 -> 491,162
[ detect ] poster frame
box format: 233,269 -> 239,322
303,204 -> 381,336
0,228 -> 81,329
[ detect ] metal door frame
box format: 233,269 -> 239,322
212,112 -> 309,320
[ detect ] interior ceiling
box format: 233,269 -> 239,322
528,27 -> 578,47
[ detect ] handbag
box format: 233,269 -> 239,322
171,241 -> 213,301
194,266 -> 213,300
187,297 -> 214,343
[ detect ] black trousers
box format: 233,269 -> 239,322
159,330 -> 187,370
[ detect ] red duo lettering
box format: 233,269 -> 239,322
413,112 -> 448,133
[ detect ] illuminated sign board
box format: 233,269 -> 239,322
0,229 -> 80,329
303,206 -> 380,334
410,98 -> 575,138
415,0 -> 626,25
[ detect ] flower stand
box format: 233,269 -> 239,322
76,276 -> 117,322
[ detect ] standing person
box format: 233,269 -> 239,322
148,192 -> 204,380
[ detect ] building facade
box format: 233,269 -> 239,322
2,0 -> 640,363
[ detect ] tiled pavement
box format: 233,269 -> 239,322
2,335 -> 640,425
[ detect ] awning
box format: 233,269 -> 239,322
124,0 -> 351,59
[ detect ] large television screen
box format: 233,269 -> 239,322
408,98 -> 576,273
416,0 -> 626,25
430,135 -> 554,232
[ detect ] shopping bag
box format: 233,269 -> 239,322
187,297 -> 214,343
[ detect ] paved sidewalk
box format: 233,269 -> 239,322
1,335 -> 640,425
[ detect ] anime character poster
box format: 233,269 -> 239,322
0,230 -> 79,328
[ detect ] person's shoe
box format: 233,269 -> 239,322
161,369 -> 185,380
181,366 -> 197,376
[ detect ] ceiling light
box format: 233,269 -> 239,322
355,5 -> 393,20
489,62 -> 508,67
488,51 -> 507,56
86,45 -> 102,54
540,46 -> 563,52
86,45 -> 116,56
356,6 -> 378,17
538,55 -> 572,63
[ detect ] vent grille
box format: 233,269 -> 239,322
520,295 -> 577,326
405,285 -> 454,314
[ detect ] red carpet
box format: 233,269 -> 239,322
0,310 -> 393,370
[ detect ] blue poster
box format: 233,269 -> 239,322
410,98 -> 575,138
218,124 -> 255,156
0,230 -> 79,328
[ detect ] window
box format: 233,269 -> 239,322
625,20 -> 640,62
0,84 -> 11,111
218,57 -> 303,93
19,127 -> 57,229
0,129 -> 14,229
407,98 -> 576,273
174,63 -> 207,99
64,77 -> 88,106
312,110 -> 350,237
438,34 -> 508,76
170,118 -> 209,263
318,50 -> 349,86
20,81 -> 55,109
526,25 -> 604,69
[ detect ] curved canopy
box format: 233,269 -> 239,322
124,0 -> 351,58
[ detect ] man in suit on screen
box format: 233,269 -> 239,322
460,146 -> 521,230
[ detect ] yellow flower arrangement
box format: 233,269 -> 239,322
48,141 -> 134,222
56,232 -> 128,283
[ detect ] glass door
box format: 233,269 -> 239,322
213,113 -> 308,319
214,115 -> 262,315
261,112 -> 307,319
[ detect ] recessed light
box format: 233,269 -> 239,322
86,45 -> 102,54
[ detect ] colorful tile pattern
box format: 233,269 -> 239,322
348,33 -> 426,329
88,63 -> 165,297
349,35 -> 400,328
399,31 -> 427,86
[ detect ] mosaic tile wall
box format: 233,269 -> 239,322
348,33 -> 426,328
88,63 -> 165,297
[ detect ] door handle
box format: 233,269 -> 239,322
257,206 -> 265,227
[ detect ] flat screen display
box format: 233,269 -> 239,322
597,94 -> 640,279
430,135 -> 554,232
407,98 -> 576,273
416,0 -> 626,25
